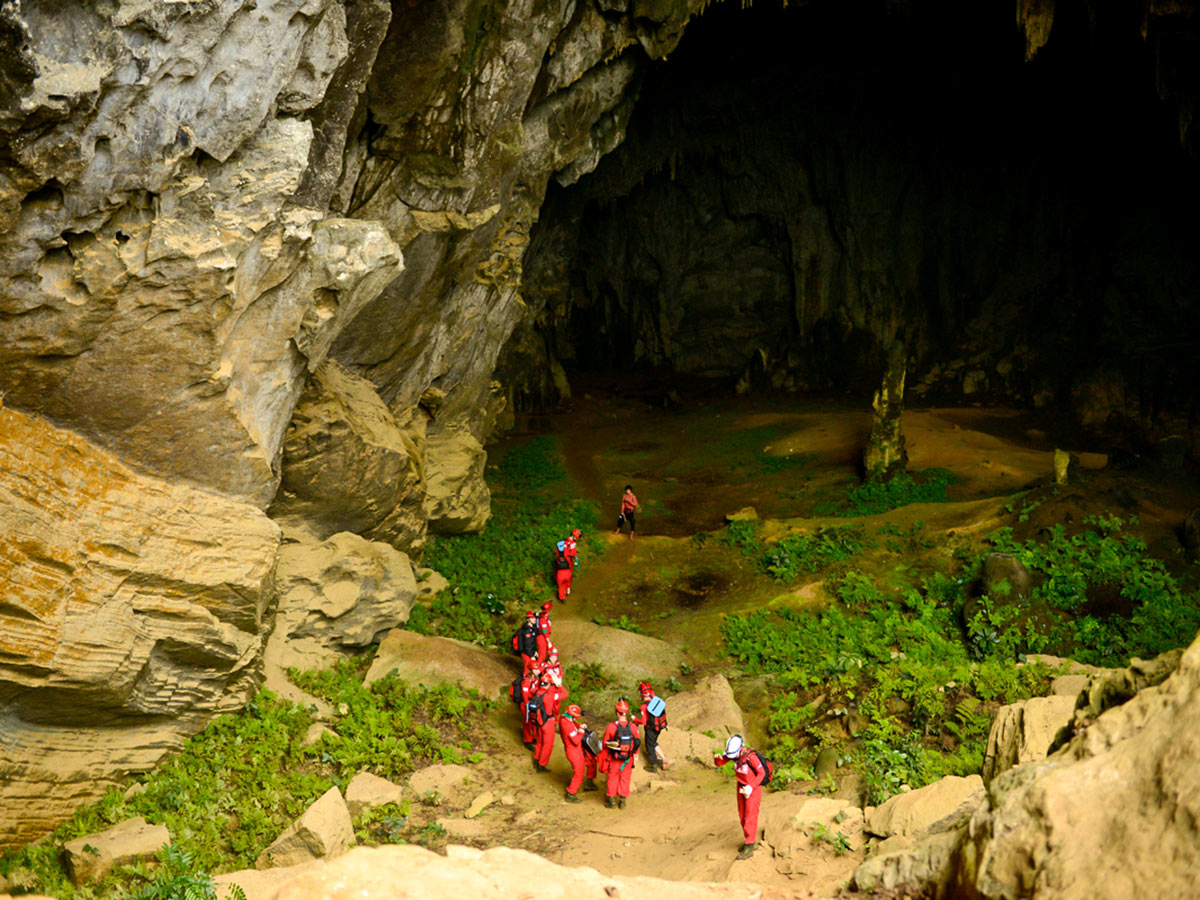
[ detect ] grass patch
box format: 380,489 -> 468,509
0,663 -> 492,898
813,468 -> 956,517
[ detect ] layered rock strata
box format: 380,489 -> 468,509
0,404 -> 279,846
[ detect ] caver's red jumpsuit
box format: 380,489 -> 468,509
714,750 -> 766,845
536,684 -> 568,767
536,613 -> 552,663
542,659 -> 563,685
520,675 -> 539,745
559,712 -> 586,795
555,537 -> 579,600
602,719 -> 639,798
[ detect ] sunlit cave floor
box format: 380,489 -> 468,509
457,380 -> 1200,890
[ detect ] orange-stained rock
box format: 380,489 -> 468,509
0,404 -> 279,847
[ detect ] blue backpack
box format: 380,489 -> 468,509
646,695 -> 667,730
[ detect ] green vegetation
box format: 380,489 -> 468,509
682,421 -> 809,477
986,515 -> 1200,666
0,663 -> 492,898
813,468 -> 956,517
723,510 -> 1200,805
417,435 -> 599,647
722,568 -> 1052,803
703,519 -> 871,581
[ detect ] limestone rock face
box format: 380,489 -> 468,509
269,532 -> 419,673
0,405 -> 279,847
256,786 -> 354,870
0,0 -> 403,506
271,361 -> 428,552
423,426 -> 491,535
551,619 -> 685,683
63,817 -> 170,885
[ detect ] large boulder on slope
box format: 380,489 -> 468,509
551,619 -> 685,684
364,629 -> 515,696
866,775 -> 984,840
63,817 -> 171,885
0,404 -> 279,847
255,786 -> 354,870
266,532 -> 420,675
981,695 -> 1076,784
270,361 -> 428,554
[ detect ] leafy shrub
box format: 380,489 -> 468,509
814,468 -> 956,517
761,526 -> 870,581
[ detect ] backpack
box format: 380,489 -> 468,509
526,693 -> 549,728
609,723 -> 638,761
512,621 -> 538,656
646,695 -> 667,731
508,675 -> 524,705
552,540 -> 571,571
750,749 -> 774,786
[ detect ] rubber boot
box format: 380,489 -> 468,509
736,843 -> 756,860
583,778 -> 598,792
618,797 -> 626,809
605,796 -> 617,808
564,790 -> 581,804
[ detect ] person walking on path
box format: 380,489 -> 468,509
602,698 -> 639,808
559,703 -> 588,802
514,610 -> 539,674
533,674 -> 569,773
632,682 -> 667,772
520,666 -> 542,750
713,734 -> 766,859
554,528 -> 581,601
614,486 -> 638,540
536,601 -> 553,663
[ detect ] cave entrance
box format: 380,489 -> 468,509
512,0 -> 1200,432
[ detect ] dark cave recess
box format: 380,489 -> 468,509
506,0 -> 1200,447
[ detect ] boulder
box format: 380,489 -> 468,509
267,532 -> 419,673
666,675 -> 746,735
851,826 -> 964,896
407,764 -> 476,806
725,507 -> 759,522
241,842 -> 815,900
216,862 -> 322,900
865,775 -> 984,840
364,629 -> 515,696
759,797 -> 866,889
982,695 -> 1076,784
424,426 -> 491,534
345,773 -> 404,819
270,361 -> 428,554
63,817 -> 170,885
0,405 -> 279,846
981,553 -> 1034,604
255,786 -> 354,870
550,620 -> 685,684
464,792 -> 495,818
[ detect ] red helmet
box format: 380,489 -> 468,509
638,681 -> 653,696
541,601 -> 554,613
571,528 -> 581,538
615,699 -> 630,715
566,704 -> 582,718
528,666 -> 542,678
525,610 -> 537,619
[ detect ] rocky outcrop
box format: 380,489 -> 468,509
256,786 -> 354,870
853,634 -> 1200,899
63,817 -> 170,885
222,843 -> 817,900
551,619 -> 685,683
270,361 -> 427,553
364,629 -> 515,696
981,695 -> 1076,784
423,426 -> 491,534
344,772 -> 404,819
0,404 -> 279,847
266,532 -> 420,676
866,776 -> 984,841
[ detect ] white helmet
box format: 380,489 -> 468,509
724,734 -> 744,759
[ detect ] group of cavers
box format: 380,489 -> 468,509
509,600 -> 666,809
505,511 -> 776,860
